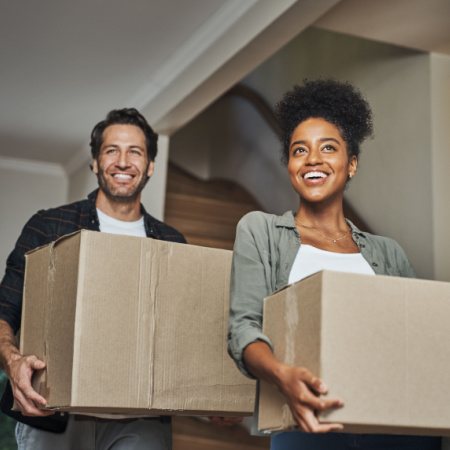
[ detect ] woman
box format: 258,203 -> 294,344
227,79 -> 441,449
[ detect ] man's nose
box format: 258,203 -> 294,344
116,151 -> 130,168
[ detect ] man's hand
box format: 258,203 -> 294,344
0,319 -> 53,417
208,416 -> 243,427
7,354 -> 54,417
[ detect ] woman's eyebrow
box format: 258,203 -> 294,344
290,137 -> 340,149
319,137 -> 340,144
290,140 -> 307,148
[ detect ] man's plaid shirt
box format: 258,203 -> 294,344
0,189 -> 186,334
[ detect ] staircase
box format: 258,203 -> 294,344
164,163 -> 262,250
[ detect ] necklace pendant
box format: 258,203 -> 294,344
333,239 -> 337,243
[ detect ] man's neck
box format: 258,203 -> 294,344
95,189 -> 143,222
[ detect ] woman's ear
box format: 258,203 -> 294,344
348,155 -> 357,179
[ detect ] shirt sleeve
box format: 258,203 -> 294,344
393,240 -> 418,279
227,213 -> 274,378
0,212 -> 51,334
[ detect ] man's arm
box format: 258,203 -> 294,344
0,212 -> 57,417
0,319 -> 53,417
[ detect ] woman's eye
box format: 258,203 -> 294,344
293,147 -> 305,155
323,145 -> 336,151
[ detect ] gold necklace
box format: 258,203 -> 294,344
294,218 -> 351,243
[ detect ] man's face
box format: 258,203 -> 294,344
93,124 -> 154,203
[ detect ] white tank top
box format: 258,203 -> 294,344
288,244 -> 375,284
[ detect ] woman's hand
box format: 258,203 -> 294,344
276,364 -> 343,433
243,341 -> 343,433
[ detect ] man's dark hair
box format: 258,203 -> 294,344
90,108 -> 158,161
275,79 -> 373,165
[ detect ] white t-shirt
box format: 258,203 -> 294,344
288,244 -> 375,284
96,208 -> 146,237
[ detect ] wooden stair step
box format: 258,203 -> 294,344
164,217 -> 238,241
165,193 -> 255,224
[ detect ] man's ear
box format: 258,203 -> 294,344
147,160 -> 154,178
92,159 -> 99,175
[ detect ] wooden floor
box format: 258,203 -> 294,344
173,417 -> 270,450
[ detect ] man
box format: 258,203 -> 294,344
0,108 -> 186,449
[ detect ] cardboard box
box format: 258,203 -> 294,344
259,270 -> 450,436
20,230 -> 255,415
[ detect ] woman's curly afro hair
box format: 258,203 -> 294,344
275,79 -> 373,165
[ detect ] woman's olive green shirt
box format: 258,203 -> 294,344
227,210 -> 417,378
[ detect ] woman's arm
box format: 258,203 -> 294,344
228,213 -> 344,432
243,341 -> 344,433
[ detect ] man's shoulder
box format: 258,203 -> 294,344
36,197 -> 91,217
24,194 -> 96,242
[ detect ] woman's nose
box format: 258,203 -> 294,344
306,148 -> 322,165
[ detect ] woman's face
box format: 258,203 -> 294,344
287,117 -> 357,204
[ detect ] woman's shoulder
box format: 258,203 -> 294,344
360,230 -> 404,252
237,210 -> 294,231
349,221 -> 409,261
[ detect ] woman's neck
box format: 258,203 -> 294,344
295,200 -> 348,235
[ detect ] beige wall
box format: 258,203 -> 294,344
0,163 -> 67,268
431,53 -> 450,282
171,28 -> 435,279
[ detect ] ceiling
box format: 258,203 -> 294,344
315,0 -> 450,55
0,0 -> 227,165
1,0 -> 449,175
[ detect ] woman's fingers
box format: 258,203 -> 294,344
292,405 -> 343,434
278,365 -> 344,432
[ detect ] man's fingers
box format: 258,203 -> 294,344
14,391 -> 53,417
29,357 -> 46,370
16,378 -> 47,406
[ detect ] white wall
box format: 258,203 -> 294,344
0,160 -> 68,270
171,27 -> 435,279
431,53 -> 450,282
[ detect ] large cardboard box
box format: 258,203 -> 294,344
20,230 -> 255,415
259,270 -> 450,436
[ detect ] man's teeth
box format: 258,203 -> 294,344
304,172 -> 327,179
113,174 -> 132,179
